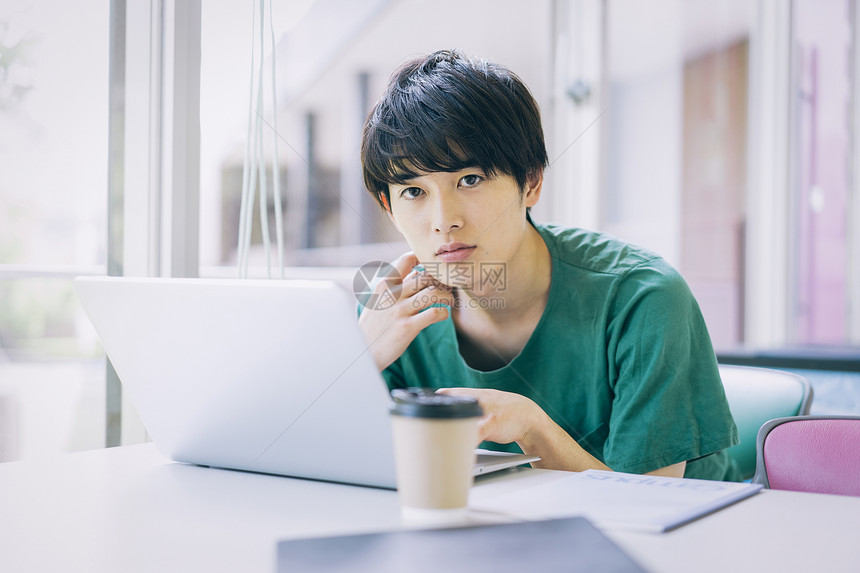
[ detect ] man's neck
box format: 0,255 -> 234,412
456,223 -> 551,323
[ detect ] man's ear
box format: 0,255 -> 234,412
524,170 -> 544,208
379,193 -> 402,233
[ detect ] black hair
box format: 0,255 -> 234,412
361,49 -> 548,210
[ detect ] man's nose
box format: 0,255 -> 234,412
432,194 -> 464,233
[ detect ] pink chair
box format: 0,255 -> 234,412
751,416 -> 860,496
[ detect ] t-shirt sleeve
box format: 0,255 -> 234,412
602,259 -> 739,474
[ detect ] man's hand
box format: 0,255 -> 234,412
436,387 -> 543,446
358,252 -> 454,372
439,387 -> 688,477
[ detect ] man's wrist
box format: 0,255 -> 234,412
516,402 -> 554,456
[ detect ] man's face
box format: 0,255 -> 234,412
387,168 -> 541,294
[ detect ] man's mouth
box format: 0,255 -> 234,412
435,243 -> 476,262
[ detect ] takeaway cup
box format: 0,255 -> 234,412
389,388 -> 483,511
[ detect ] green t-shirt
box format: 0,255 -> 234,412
382,223 -> 741,481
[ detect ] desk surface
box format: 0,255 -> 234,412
1,444 -> 858,573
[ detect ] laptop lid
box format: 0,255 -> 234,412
75,276 -> 399,488
74,277 -> 537,489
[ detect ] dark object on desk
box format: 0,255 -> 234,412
276,516 -> 649,573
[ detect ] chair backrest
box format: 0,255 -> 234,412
752,416 -> 860,496
718,365 -> 813,480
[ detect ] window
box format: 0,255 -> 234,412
789,0 -> 855,345
602,0 -> 754,350
603,0 -> 859,352
0,0 -> 109,461
198,0 -> 553,277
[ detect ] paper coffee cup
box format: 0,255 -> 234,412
389,388 -> 483,510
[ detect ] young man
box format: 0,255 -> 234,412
358,49 -> 740,481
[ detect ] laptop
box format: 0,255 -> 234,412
74,276 -> 538,489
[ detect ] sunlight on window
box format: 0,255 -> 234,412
0,0 -> 108,461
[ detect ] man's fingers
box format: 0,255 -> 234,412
406,304 -> 449,332
390,252 -> 455,300
407,285 -> 454,312
369,272 -> 402,298
364,252 -> 418,306
400,270 -> 434,298
390,251 -> 420,277
401,267 -> 453,300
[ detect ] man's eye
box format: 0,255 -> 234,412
460,174 -> 483,187
400,187 -> 423,199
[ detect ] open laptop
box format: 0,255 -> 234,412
74,276 -> 538,489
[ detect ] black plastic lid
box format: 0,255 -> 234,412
390,388 -> 483,419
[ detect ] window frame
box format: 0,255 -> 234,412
108,0 -> 202,445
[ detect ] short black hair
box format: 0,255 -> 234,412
361,49 -> 548,210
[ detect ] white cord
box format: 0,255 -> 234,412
236,0 -> 257,278
256,0 -> 271,278
268,0 -> 284,279
237,0 -> 284,279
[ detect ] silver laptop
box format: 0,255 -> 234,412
74,276 -> 538,489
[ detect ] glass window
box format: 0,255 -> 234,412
605,0 -> 753,351
198,0 -> 553,278
0,0 -> 109,461
789,0 -> 854,345
605,0 -> 859,355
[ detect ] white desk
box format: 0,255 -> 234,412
1,444 -> 858,573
